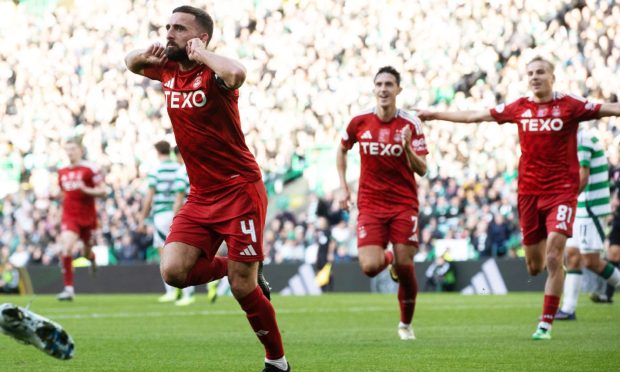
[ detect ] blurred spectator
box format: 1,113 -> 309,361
486,214 -> 514,257
424,255 -> 456,292
0,262 -> 19,294
0,1 -> 618,266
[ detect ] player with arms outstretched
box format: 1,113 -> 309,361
125,6 -> 288,371
337,66 -> 428,340
56,138 -> 106,301
418,56 -> 620,340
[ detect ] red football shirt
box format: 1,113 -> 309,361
58,161 -> 102,226
341,108 -> 428,214
144,62 -> 262,199
490,92 -> 601,195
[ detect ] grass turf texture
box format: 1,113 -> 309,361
0,293 -> 618,371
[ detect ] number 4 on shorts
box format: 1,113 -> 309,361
241,220 -> 257,243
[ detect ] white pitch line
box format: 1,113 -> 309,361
47,306 -> 391,320
43,302 -> 536,321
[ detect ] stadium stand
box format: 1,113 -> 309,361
0,0 -> 618,269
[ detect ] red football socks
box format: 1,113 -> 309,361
239,286 -> 284,360
184,256 -> 228,286
541,295 -> 560,325
395,264 -> 418,324
62,256 -> 73,287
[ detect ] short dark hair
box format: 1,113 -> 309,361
374,66 -> 401,86
173,5 -> 214,42
154,140 -> 171,155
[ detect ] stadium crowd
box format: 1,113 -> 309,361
0,0 -> 619,268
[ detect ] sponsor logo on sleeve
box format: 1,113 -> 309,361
412,138 -> 427,152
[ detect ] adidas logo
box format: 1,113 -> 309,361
461,259 -> 508,295
240,245 -> 258,256
408,234 -> 418,242
555,222 -> 567,230
360,130 -> 372,140
522,109 -> 532,118
280,264 -> 322,296
255,330 -> 270,337
163,78 -> 175,89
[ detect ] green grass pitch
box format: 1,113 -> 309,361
0,293 -> 618,371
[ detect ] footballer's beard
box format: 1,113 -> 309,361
166,45 -> 189,62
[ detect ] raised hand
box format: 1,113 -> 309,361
401,125 -> 412,148
186,38 -> 207,62
143,42 -> 167,65
416,110 -> 435,121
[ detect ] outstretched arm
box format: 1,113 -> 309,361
418,110 -> 494,123
186,38 -> 246,89
598,102 -> 620,118
125,42 -> 167,76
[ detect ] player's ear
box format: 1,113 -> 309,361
397,86 -> 403,95
200,33 -> 210,46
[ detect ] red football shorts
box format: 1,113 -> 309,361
166,180 -> 267,262
61,220 -> 95,245
518,193 -> 577,246
356,208 -> 419,249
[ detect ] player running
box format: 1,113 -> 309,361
138,140 -> 195,306
125,6 -> 288,371
56,138 -> 107,301
418,56 -> 620,340
556,128 -> 620,319
337,66 -> 428,341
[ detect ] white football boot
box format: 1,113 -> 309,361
0,303 -> 74,360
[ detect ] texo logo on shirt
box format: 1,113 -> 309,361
360,142 -> 403,156
164,90 -> 207,108
520,118 -> 564,132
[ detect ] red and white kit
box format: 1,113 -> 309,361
490,92 -> 601,244
58,162 -> 102,244
144,62 -> 265,261
341,108 -> 428,248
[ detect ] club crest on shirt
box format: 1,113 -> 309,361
393,130 -> 402,143
552,105 -> 561,117
193,76 -> 202,89
378,128 -> 390,143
